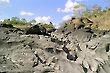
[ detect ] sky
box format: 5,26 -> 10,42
0,0 -> 110,27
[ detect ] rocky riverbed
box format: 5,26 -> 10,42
0,22 -> 110,73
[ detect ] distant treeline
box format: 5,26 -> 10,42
1,17 -> 54,29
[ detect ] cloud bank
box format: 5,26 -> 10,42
35,16 -> 51,24
57,0 -> 79,13
20,11 -> 34,16
57,0 -> 86,21
0,0 -> 10,3
62,14 -> 73,21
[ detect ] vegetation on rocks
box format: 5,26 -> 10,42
1,17 -> 54,29
60,4 -> 110,31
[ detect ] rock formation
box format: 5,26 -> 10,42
0,19 -> 110,73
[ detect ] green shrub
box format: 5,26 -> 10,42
2,17 -> 28,25
37,23 -> 54,29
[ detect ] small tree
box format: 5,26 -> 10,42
20,18 -> 27,25
3,19 -> 11,24
92,4 -> 102,16
38,22 -> 54,29
10,17 -> 20,24
73,4 -> 86,17
29,19 -> 36,25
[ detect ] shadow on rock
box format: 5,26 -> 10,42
25,25 -> 50,36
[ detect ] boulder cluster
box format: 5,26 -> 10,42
0,18 -> 110,73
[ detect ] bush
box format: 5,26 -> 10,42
37,23 -> 54,29
2,17 -> 28,26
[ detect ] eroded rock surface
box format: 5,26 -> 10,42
0,24 -> 110,73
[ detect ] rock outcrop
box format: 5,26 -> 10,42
0,22 -> 110,73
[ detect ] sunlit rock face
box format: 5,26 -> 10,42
0,23 -> 110,73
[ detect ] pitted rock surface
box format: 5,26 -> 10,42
0,24 -> 110,73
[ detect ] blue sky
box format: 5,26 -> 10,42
0,0 -> 110,27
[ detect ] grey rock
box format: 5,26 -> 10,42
0,25 -> 110,73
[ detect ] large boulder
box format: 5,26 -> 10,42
25,25 -> 52,36
69,17 -> 93,30
0,23 -> 14,28
26,25 -> 44,35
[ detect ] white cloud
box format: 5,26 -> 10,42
57,0 -> 85,13
62,14 -> 72,21
35,16 -> 51,24
57,8 -> 62,12
0,19 -> 4,22
57,0 -> 79,13
20,11 -> 34,16
0,0 -> 10,3
75,0 -> 85,1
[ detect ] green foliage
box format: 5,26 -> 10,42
1,17 -> 55,29
81,5 -> 110,30
82,10 -> 92,17
82,4 -> 103,17
29,19 -> 36,24
2,17 -> 28,25
74,4 -> 85,9
59,3 -> 110,30
38,22 -> 54,28
73,4 -> 86,17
